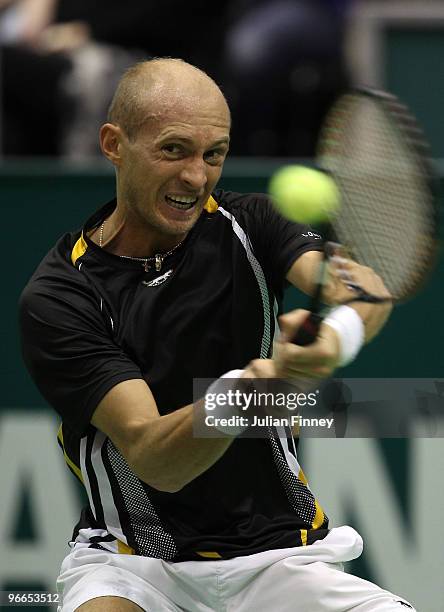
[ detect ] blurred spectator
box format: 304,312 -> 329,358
223,0 -> 350,156
0,0 -> 144,158
0,0 -> 350,158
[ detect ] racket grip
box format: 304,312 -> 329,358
292,312 -> 324,346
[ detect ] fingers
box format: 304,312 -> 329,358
330,256 -> 354,283
278,309 -> 316,343
326,254 -> 392,304
274,317 -> 341,379
242,359 -> 277,379
244,319 -> 340,381
327,253 -> 392,342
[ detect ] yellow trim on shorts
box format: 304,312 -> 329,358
71,234 -> 88,265
57,425 -> 84,484
204,195 -> 218,213
300,529 -> 308,546
117,540 -> 135,555
196,551 -> 223,559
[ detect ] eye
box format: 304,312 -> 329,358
162,144 -> 184,157
204,148 -> 227,165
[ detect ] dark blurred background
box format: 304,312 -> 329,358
0,0 -> 350,158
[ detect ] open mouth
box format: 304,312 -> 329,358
165,195 -> 198,211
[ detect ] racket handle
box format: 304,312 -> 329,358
292,312 -> 324,346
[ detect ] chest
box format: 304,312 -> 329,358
88,218 -> 277,411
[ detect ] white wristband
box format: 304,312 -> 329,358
323,306 -> 364,367
204,369 -> 248,436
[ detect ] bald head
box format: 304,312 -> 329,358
108,58 -> 231,140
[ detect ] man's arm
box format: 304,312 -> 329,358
20,278 -> 237,495
91,378 -> 234,493
266,250 -> 392,379
286,250 -> 392,342
77,250 -> 392,493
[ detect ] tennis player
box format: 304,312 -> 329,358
19,58 -> 415,611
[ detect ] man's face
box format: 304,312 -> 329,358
117,99 -> 230,242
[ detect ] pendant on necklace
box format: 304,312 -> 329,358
155,254 -> 163,271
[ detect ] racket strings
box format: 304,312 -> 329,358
319,93 -> 435,301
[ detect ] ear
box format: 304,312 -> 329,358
100,123 -> 124,165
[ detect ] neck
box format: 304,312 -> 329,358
99,208 -> 185,257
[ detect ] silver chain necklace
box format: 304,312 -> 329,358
99,220 -> 183,272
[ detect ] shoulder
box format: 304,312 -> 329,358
212,189 -> 271,215
20,230 -> 98,318
211,189 -> 275,231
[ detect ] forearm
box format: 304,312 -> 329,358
126,401 -> 234,493
348,300 -> 392,343
288,250 -> 392,343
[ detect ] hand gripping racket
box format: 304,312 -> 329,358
292,87 -> 438,346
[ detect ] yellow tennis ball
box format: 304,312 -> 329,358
269,165 -> 340,224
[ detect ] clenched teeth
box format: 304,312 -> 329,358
166,195 -> 198,210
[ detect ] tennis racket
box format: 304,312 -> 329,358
293,87 -> 438,346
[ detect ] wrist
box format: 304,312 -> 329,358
323,305 -> 364,366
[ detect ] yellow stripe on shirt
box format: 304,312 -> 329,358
312,499 -> 325,529
298,468 -> 308,486
71,234 -> 88,265
204,195 -> 219,213
71,197 -> 217,269
57,425 -> 84,484
298,468 -> 325,529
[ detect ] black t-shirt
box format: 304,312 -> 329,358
19,189 -> 328,561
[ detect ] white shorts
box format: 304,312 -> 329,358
57,526 -> 416,612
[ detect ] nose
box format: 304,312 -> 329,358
180,157 -> 208,191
